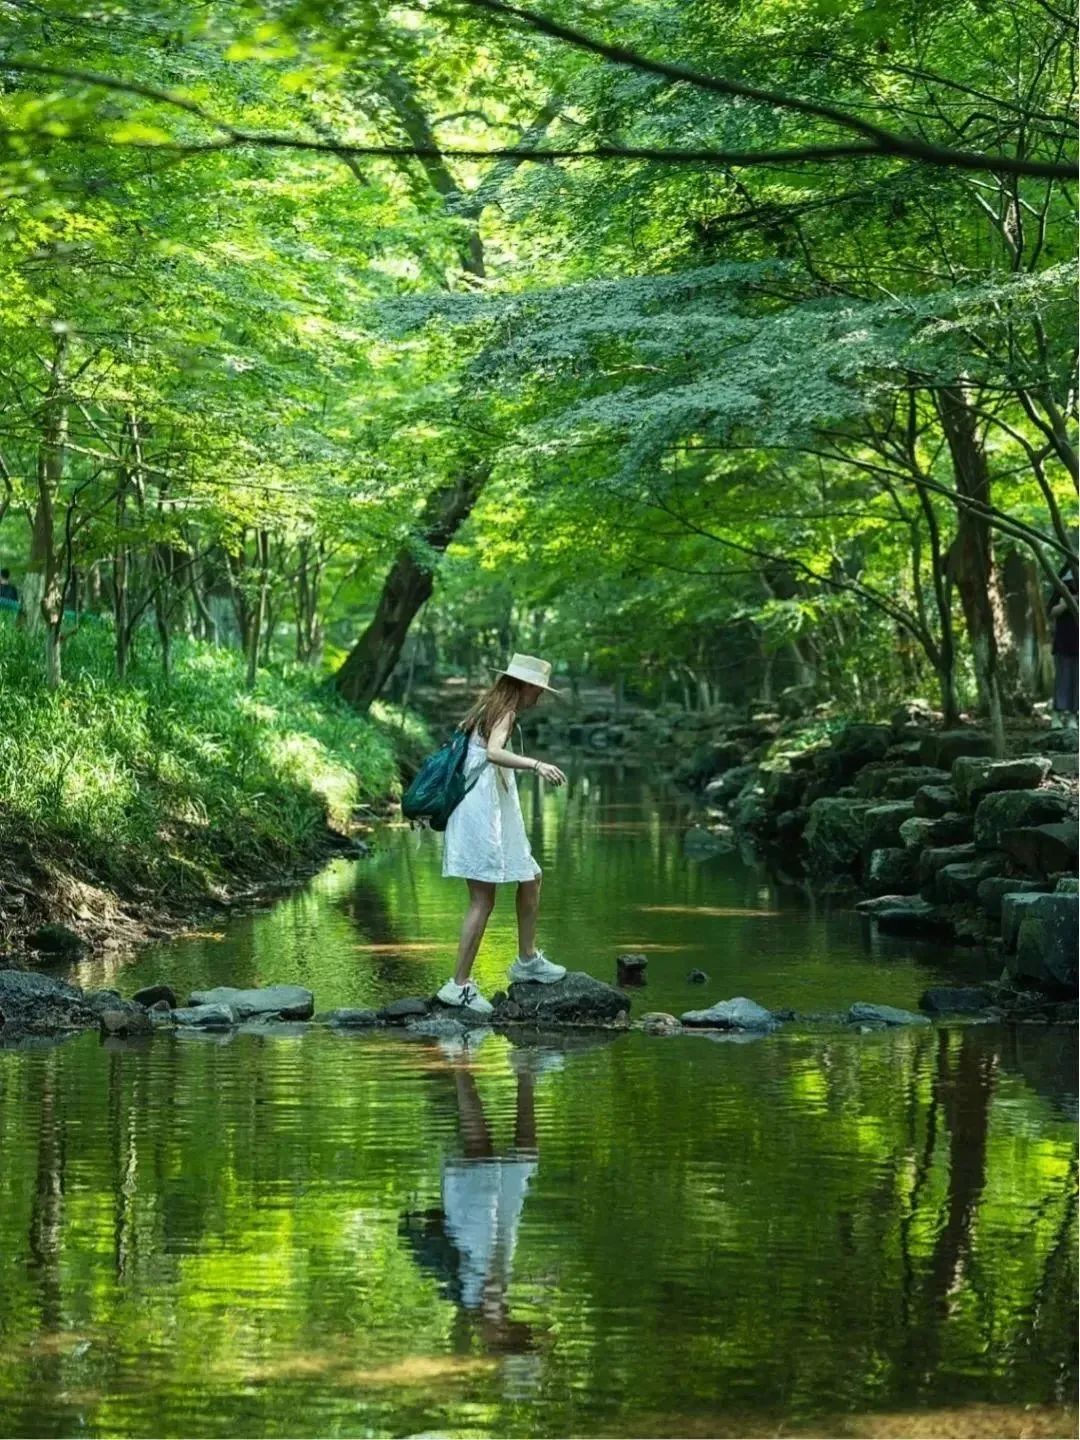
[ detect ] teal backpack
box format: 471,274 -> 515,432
401,725 -> 482,831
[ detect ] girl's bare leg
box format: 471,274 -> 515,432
454,880 -> 496,984
515,873 -> 541,960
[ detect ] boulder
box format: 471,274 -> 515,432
26,923 -> 87,961
0,970 -> 99,1035
853,763 -> 904,799
1002,892 -> 1048,953
866,848 -> 918,895
871,900 -> 955,941
918,729 -> 993,770
953,755 -> 1053,808
847,1002 -> 929,1027
976,877 -> 1049,919
687,969 -> 709,984
765,767 -> 810,812
704,763 -> 757,806
914,784 -> 959,819
898,816 -> 935,850
188,984 -> 315,1021
999,822 -> 1078,876
132,984 -> 177,1010
99,1008 -> 153,1038
1057,877 -> 1080,894
921,812 -> 975,847
882,768 -> 952,800
172,1003 -> 236,1028
973,790 -> 1069,850
1049,752 -> 1079,778
934,858 -> 1001,904
918,844 -> 977,888
380,996 -> 432,1022
1037,728 -> 1079,754
918,986 -> 993,1015
640,1012 -> 681,1035
862,802 -> 917,852
317,1008 -> 382,1027
680,996 -> 777,1030
496,971 -> 629,1026
805,798 -> 874,875
729,780 -> 769,832
1011,894 -> 1079,994
821,724 -> 893,784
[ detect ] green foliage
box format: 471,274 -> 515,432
0,620 -> 426,896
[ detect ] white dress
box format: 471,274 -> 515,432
441,729 -> 542,884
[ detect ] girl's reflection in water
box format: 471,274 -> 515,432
401,1043 -> 564,1381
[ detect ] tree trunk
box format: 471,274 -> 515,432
937,386 -> 1009,754
335,463 -> 489,711
26,335 -> 69,688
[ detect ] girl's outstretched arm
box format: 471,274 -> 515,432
487,711 -> 568,787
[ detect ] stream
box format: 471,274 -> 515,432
1,757 -> 1076,1438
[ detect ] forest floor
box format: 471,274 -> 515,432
0,626 -> 432,964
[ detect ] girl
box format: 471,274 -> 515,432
437,654 -> 568,1014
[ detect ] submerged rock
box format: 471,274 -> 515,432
918,986 -> 994,1015
99,1008 -> 153,1038
172,1003 -> 236,1028
380,996 -> 431,1022
687,968 -> 710,984
188,984 -> 314,1020
317,1008 -> 382,1027
640,1012 -> 681,1035
497,971 -> 628,1026
679,996 -> 777,1030
869,898 -> 955,940
133,984 -> 178,1010
847,1002 -> 929,1027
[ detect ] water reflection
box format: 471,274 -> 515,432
402,1044 -> 563,1372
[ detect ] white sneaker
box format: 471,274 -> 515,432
436,979 -> 494,1015
508,949 -> 566,985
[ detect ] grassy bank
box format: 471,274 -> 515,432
0,624 -> 431,947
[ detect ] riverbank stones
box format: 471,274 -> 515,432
680,997 -> 777,1031
172,1003 -> 236,1028
974,790 -> 1068,850
188,984 -> 314,1020
1011,894 -> 1079,994
953,755 -> 1052,808
847,1002 -> 928,1027
317,1008 -> 382,1027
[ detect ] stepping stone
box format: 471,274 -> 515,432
188,985 -> 314,1020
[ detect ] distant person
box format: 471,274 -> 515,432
436,654 -> 568,1015
0,568 -> 18,603
1047,565 -> 1078,727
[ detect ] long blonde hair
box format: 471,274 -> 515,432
457,675 -> 527,744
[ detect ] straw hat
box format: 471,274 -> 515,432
489,653 -> 563,695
